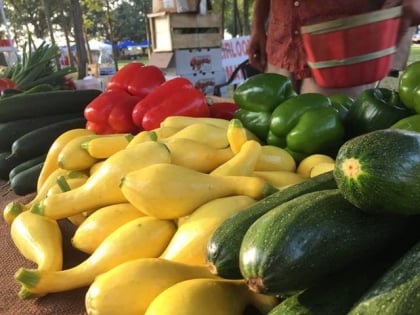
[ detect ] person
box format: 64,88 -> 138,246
247,0 -> 420,98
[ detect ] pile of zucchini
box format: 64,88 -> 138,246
207,128 -> 420,314
0,88 -> 101,195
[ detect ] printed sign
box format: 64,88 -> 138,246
221,35 -> 250,85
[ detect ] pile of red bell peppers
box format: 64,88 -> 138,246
84,62 -> 239,134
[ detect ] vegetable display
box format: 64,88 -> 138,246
2,55 -> 420,315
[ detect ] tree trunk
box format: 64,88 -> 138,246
69,0 -> 87,79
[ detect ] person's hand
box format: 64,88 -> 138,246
382,0 -> 420,43
247,32 -> 267,72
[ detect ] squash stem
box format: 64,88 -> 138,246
15,268 -> 41,287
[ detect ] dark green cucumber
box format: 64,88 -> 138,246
239,189 -> 409,296
206,171 -> 337,279
10,161 -> 44,195
9,154 -> 46,180
334,129 -> 420,216
349,240 -> 420,315
0,89 -> 100,122
1,88 -> 22,98
0,152 -> 25,180
10,117 -> 87,159
0,112 -> 83,151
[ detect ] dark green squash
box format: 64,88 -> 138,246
239,189 -> 409,296
206,171 -> 337,279
334,129 -> 420,216
349,240 -> 420,315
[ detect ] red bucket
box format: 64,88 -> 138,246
301,6 -> 402,88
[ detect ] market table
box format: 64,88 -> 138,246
0,180 -> 88,315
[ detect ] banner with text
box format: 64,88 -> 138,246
221,35 -> 250,85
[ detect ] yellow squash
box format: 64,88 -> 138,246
2,169 -> 87,224
296,154 -> 335,178
256,145 -> 297,172
36,128 -> 94,190
160,115 -> 230,130
72,203 -> 145,254
11,211 -> 62,271
15,216 -> 176,297
89,160 -> 105,176
160,195 -> 256,265
253,170 -> 306,189
80,133 -> 134,159
163,137 -> 234,173
310,162 -> 336,178
226,118 -> 249,154
166,122 -> 229,149
85,258 -> 219,315
45,174 -> 88,197
32,141 -> 171,220
58,134 -> 101,171
211,140 -> 262,176
144,278 -> 278,315
121,163 -> 277,219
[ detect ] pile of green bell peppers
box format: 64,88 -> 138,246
233,73 -> 416,163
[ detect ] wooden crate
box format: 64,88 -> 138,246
148,12 -> 223,52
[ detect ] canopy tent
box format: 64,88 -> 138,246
116,39 -> 149,49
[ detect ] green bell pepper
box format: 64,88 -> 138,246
233,73 -> 297,140
390,114 -> 420,133
345,87 -> 414,138
328,94 -> 354,121
233,109 -> 272,140
268,93 -> 344,161
399,61 -> 420,114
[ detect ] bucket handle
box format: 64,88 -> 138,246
307,47 -> 396,69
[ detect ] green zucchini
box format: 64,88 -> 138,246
9,154 -> 46,180
0,152 -> 25,180
268,258 -> 395,315
10,117 -> 87,160
239,189 -> 409,296
10,161 -> 44,195
349,240 -> 420,315
334,128 -> 420,216
0,89 -> 101,122
0,112 -> 83,151
206,171 -> 337,279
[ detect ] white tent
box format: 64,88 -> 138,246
87,39 -> 113,64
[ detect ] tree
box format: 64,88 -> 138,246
70,0 -> 88,78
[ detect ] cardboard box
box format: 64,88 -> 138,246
180,70 -> 227,95
148,12 -> 223,51
153,0 -> 199,13
148,48 -> 223,74
174,48 -> 222,75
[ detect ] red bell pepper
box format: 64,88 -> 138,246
208,102 -> 240,120
84,90 -> 139,134
0,78 -> 17,92
132,77 -> 194,128
86,121 -> 115,134
106,62 -> 166,99
108,98 -> 140,134
141,88 -> 210,130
